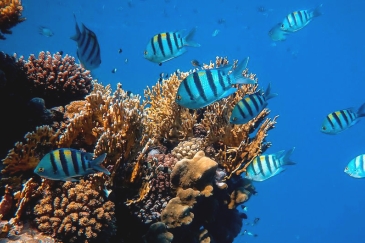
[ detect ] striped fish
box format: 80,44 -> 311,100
246,147 -> 295,182
71,15 -> 101,70
176,57 -> 256,109
280,5 -> 322,33
230,83 -> 278,124
34,148 -> 109,181
320,103 -> 365,134
144,27 -> 200,65
345,154 -> 365,178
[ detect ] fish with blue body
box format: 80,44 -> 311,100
245,147 -> 295,181
269,4 -> 322,41
345,154 -> 365,178
230,83 -> 277,124
39,26 -> 54,37
71,15 -> 101,70
144,27 -> 200,65
34,148 -> 110,181
176,57 -> 256,109
320,103 -> 365,134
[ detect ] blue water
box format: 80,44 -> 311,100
3,0 -> 365,242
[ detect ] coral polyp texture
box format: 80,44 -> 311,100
0,56 -> 276,243
0,0 -> 25,39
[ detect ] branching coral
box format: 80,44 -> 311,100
33,179 -> 116,243
143,73 -> 197,143
1,125 -> 60,186
16,51 -> 94,107
0,0 -> 25,39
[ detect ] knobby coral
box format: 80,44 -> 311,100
0,0 -> 25,39
33,179 -> 116,243
16,51 -> 94,107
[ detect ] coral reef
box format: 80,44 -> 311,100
0,51 -> 92,161
0,0 -> 25,39
0,56 -> 281,243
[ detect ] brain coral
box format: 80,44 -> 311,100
33,179 -> 116,243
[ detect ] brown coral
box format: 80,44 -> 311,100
0,0 -> 25,39
33,180 -> 116,243
16,51 -> 94,107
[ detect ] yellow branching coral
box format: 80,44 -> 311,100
143,73 -> 197,142
1,125 -> 60,177
0,0 -> 25,39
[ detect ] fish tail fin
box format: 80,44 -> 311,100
70,14 -> 80,41
232,57 -> 256,85
357,102 -> 365,117
184,26 -> 201,47
90,153 -> 110,175
264,83 -> 278,100
312,4 -> 323,18
280,147 -> 296,166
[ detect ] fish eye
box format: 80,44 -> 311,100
144,50 -> 148,55
281,24 -> 285,28
322,126 -> 326,130
176,95 -> 182,100
38,167 -> 45,173
232,117 -> 237,121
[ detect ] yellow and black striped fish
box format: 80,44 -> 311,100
71,15 -> 101,70
34,148 -> 109,181
144,27 -> 200,65
321,103 -> 365,134
246,148 -> 295,181
230,83 -> 277,124
280,5 -> 322,32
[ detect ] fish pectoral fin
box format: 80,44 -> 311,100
218,87 -> 237,100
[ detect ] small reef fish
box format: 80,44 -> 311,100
71,15 -> 101,70
246,147 -> 295,181
118,48 -> 123,54
212,29 -> 220,37
320,103 -> 365,135
269,4 -> 322,41
34,148 -> 110,181
39,26 -> 54,37
111,68 -> 117,73
144,27 -> 201,65
191,59 -> 201,67
345,154 -> 365,178
240,230 -> 258,237
175,57 -> 256,109
230,83 -> 277,124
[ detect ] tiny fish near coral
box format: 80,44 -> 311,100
34,148 -> 110,181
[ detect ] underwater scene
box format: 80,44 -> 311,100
1,0 -> 365,242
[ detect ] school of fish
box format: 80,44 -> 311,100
34,3 -> 365,188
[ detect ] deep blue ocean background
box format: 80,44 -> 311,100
2,0 -> 365,242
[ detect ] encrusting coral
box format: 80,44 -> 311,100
0,56 -> 280,243
0,0 -> 25,39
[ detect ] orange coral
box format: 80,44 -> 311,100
1,125 -> 60,177
0,0 -> 25,39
